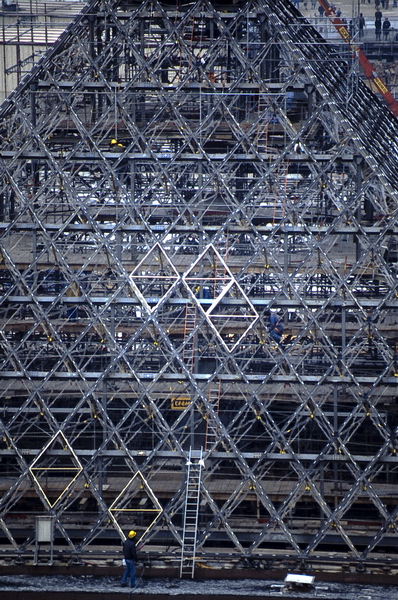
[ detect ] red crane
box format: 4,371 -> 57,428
317,0 -> 398,117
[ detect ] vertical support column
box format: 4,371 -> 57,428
260,16 -> 266,80
9,190 -> 15,221
16,19 -> 21,86
341,306 -> 346,354
88,14 -> 95,60
88,15 -> 98,122
32,228 -> 37,284
110,304 -> 115,348
140,18 -> 145,83
333,385 -> 339,504
354,155 -> 363,262
130,158 -> 136,209
30,81 -> 37,127
30,81 -> 39,210
319,461 -> 325,524
116,230 -> 122,262
98,379 -> 108,507
283,228 -> 289,297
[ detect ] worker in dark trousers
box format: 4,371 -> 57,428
375,9 -> 382,40
121,530 -> 137,588
358,13 -> 365,39
383,17 -> 391,40
265,309 -> 284,345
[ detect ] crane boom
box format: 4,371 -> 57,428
317,0 -> 398,117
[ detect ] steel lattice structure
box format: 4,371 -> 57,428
0,0 -> 398,569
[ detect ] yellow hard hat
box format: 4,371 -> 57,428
110,138 -> 117,145
128,530 -> 136,538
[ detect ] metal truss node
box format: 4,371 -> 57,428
0,0 -> 398,573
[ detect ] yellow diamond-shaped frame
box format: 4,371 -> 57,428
108,470 -> 162,540
29,430 -> 83,509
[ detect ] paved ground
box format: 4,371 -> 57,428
0,574 -> 396,598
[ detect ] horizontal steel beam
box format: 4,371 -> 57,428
0,448 -> 397,463
0,370 -> 397,384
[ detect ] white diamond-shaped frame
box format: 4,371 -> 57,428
206,280 -> 259,352
29,430 -> 83,509
182,244 -> 258,353
182,244 -> 233,293
129,242 -> 180,313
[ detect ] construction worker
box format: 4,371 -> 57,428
383,17 -> 391,40
265,309 -> 284,345
375,9 -> 382,40
358,13 -> 365,39
121,530 -> 137,588
109,138 -> 125,152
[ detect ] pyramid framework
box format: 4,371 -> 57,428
0,0 -> 398,572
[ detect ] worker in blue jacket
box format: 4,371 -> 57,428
265,309 -> 284,344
